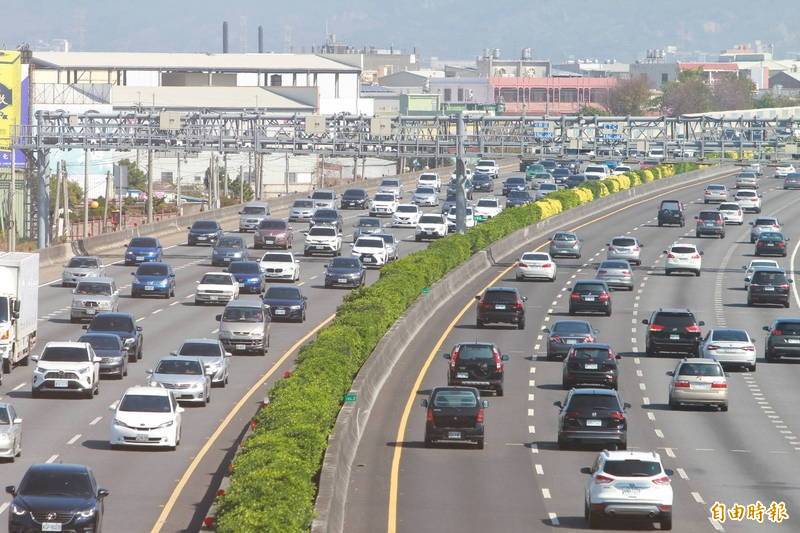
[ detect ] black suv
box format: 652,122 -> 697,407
340,188 -> 369,209
764,318 -> 800,361
747,268 -> 792,307
421,386 -> 488,449
475,287 -> 527,329
555,388 -> 629,450
84,312 -> 143,362
562,343 -> 621,389
568,280 -> 612,316
642,308 -> 704,356
310,208 -> 343,232
443,342 -> 509,396
657,200 -> 685,227
754,232 -> 789,257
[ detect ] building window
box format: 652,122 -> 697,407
531,88 -> 547,102
499,88 -> 518,103
661,73 -> 669,83
457,88 -> 464,101
270,74 -> 282,86
444,88 -> 452,102
561,88 -> 578,102
590,89 -> 608,105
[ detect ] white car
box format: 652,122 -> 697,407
735,175 -> 758,189
31,342 -> 100,398
412,186 -> 439,207
718,202 -> 744,225
195,272 -> 240,304
584,165 -> 610,180
664,243 -> 702,276
613,165 -> 631,175
415,214 -> 448,241
583,450 -> 673,530
352,236 -> 389,268
473,197 -> 503,221
378,178 -> 404,198
647,148 -> 666,159
259,252 -> 300,281
417,172 -> 441,191
392,204 -> 422,227
742,259 -> 781,289
310,189 -> 337,209
446,206 -> 476,230
110,386 -> 183,450
516,252 -> 556,281
747,162 -> 763,176
303,225 -> 342,257
775,163 -> 796,177
475,159 -> 499,177
733,189 -> 761,213
700,328 -> 757,371
369,193 -> 399,217
0,402 -> 22,461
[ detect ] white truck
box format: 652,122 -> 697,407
0,253 -> 39,376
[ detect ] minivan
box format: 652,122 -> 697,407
238,202 -> 271,232
215,300 -> 271,355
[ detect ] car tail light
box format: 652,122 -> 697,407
609,411 -> 625,421
674,380 -> 690,388
685,325 -> 702,333
541,262 -> 553,268
513,300 -> 525,309
598,292 -> 610,302
658,505 -> 673,512
475,407 -> 485,423
426,408 -> 434,422
691,253 -> 701,259
594,474 -> 614,484
652,476 -> 671,485
771,329 -> 781,336
493,348 -> 503,370
551,336 -> 562,343
479,301 -> 492,309
621,270 -> 630,276
565,411 -> 580,420
649,324 -> 665,333
598,269 -> 607,274
518,262 -> 528,267
706,344 -> 719,351
778,242 -> 786,248
711,382 -> 727,389
450,346 -> 460,368
570,292 -> 581,301
583,336 -> 594,343
667,253 -> 676,258
778,284 -> 790,289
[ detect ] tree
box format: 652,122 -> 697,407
712,74 -> 755,111
609,77 -> 652,115
661,69 -> 714,115
227,176 -> 254,202
578,105 -> 609,116
117,158 -> 148,191
49,175 -> 83,220
754,93 -> 800,109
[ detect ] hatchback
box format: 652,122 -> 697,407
667,359 -> 728,411
694,210 -> 725,238
718,202 -> 744,225
545,320 -> 599,360
131,262 -> 175,298
595,260 -> 633,291
340,188 -> 369,209
211,235 -> 249,266
421,387 -> 488,449
506,190 -> 534,207
643,308 -> 704,356
700,328 -> 756,371
443,342 -> 509,396
262,285 -> 307,322
606,236 -> 642,265
664,243 -> 702,276
562,343 -> 621,389
747,267 -> 792,307
555,388 -> 630,450
475,287 -> 527,329
187,220 -> 222,246
502,176 -> 527,195
657,200 -> 684,227
754,231 -> 789,257
124,237 -> 163,265
569,280 -> 613,316
764,318 -> 800,362
549,231 -> 582,258
734,189 -> 762,213
516,252 -> 557,281
110,386 -> 183,449
253,218 -> 293,250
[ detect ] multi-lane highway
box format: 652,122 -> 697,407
343,168 -> 800,532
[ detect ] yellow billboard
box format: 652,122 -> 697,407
0,50 -> 22,150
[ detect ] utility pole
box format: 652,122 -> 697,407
258,154 -> 264,200
62,161 -> 70,242
284,153 -> 290,194
83,148 -> 89,238
214,154 -> 221,208
247,151 -> 252,199
361,157 -> 366,182
455,112 -> 467,234
223,152 -> 228,198
8,145 -> 15,251
52,160 -> 61,240
320,154 -> 325,188
146,149 -> 154,223
176,154 -> 182,216
239,164 -> 244,204
102,170 -> 111,232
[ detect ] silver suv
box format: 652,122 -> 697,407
238,202 -> 271,232
70,278 -> 119,323
216,300 -> 271,355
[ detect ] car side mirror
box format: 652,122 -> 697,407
664,469 -> 674,477
553,400 -> 562,408
580,467 -> 592,475
420,399 -> 429,408
698,321 -> 705,326
501,354 -> 510,361
763,325 -> 771,332
474,295 -> 481,300
442,353 -> 451,360
176,407 -> 185,414
542,327 -> 550,332
108,405 -> 116,411
522,296 -> 528,302
97,488 -> 110,499
615,354 -> 622,360
482,400 -> 489,408
30,355 -> 39,362
170,351 -> 177,356
225,352 -> 232,357
623,402 -> 631,410
215,314 -> 222,321
136,326 -> 143,332
130,272 -> 135,276
145,369 -> 153,375
666,370 -> 674,376
93,357 -> 102,363
12,418 -> 22,424
82,325 -> 88,330
741,266 -> 747,270
187,226 -> 192,230
699,251 -> 704,256
5,485 -> 16,496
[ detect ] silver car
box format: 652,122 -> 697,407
549,232 -> 583,258
289,199 -> 316,222
375,233 -> 400,261
535,183 -> 559,199
412,186 -> 439,207
147,357 -> 210,405
216,300 -> 271,355
173,339 -> 231,387
606,236 -> 642,265
70,278 -> 119,323
238,201 -> 271,232
0,402 -> 22,461
596,260 -> 634,290
352,217 -> 383,241
749,217 -> 781,243
667,358 -> 728,411
62,255 -> 104,287
311,189 -> 337,209
700,328 -> 756,371
703,184 -> 728,204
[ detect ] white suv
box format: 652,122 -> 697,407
303,225 -> 342,257
351,236 -> 389,268
369,193 -> 399,217
415,214 -> 448,241
475,159 -> 499,177
664,243 -> 702,276
583,450 -> 673,530
733,189 -> 761,213
417,172 -> 441,191
31,342 -> 100,398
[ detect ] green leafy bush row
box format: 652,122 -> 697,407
214,162 -> 700,532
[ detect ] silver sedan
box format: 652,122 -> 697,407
412,186 -> 439,207
173,339 -> 231,387
62,255 -> 104,287
595,260 -> 634,290
606,236 -> 642,266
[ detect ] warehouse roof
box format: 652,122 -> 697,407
110,86 -> 316,112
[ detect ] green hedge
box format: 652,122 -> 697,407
214,162 -> 701,532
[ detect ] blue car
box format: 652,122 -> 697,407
227,261 -> 264,294
211,235 -> 248,266
262,285 -> 307,322
603,160 -> 619,171
131,262 -> 175,298
124,237 -> 163,265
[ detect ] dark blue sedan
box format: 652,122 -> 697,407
131,262 -> 175,298
262,285 -> 307,322
211,235 -> 248,266
227,261 -> 264,293
124,237 -> 163,265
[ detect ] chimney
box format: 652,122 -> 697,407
258,25 -> 264,53
222,21 -> 229,53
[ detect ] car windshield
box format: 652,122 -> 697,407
355,239 -> 383,248
611,238 -> 636,247
477,199 -> 498,207
343,189 -> 366,198
754,219 -> 778,226
554,233 -> 576,241
222,306 -> 264,322
707,185 -> 725,191
265,287 -> 301,300
216,237 -> 243,248
119,394 -> 171,413
293,200 -> 313,208
374,194 -> 395,202
699,212 -> 721,221
416,187 -> 435,195
330,258 -> 360,269
312,191 -> 334,200
603,460 -> 662,478
192,221 -> 218,230
600,261 -> 629,269
737,191 -> 756,198
242,206 -> 266,214
201,274 -> 233,285
67,257 -> 98,268
397,205 -> 418,213
75,282 -> 112,295
261,254 -> 293,263
130,238 -> 157,247
156,359 -> 202,375
566,394 -> 620,411
0,408 -> 9,425
433,390 -> 478,408
573,283 -> 606,293
78,335 -> 120,351
653,313 -> 695,328
457,344 -> 494,361
309,227 -> 336,237
571,348 -> 611,361
179,342 -> 221,358
228,262 -> 260,274
419,215 -> 444,224
358,218 -> 380,228
677,363 -> 724,377
137,264 -> 168,276
774,321 -> 800,335
522,253 -> 550,262
258,220 -> 286,230
749,261 -> 777,270
671,246 -> 697,254
552,321 -> 592,334
19,470 -> 94,498
315,210 -> 337,218
752,271 -> 788,284
711,330 -> 749,342
719,203 -> 740,211
90,316 -> 133,332
41,346 -> 90,362
483,290 -> 517,303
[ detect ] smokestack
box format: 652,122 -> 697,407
258,25 -> 264,53
223,21 -> 229,53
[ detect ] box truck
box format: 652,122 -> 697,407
0,252 -> 39,376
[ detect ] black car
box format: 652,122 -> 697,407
783,173 -> 800,190
501,176 -> 527,196
340,188 -> 369,209
187,220 -> 222,246
545,320 -> 598,360
657,199 -> 685,227
555,388 -> 629,450
755,231 -> 789,257
475,287 -> 527,329
642,308 -> 704,356
84,312 -> 143,363
472,173 -> 494,192
421,386 -> 488,449
310,208 -> 343,232
441,191 -> 458,214
562,343 -> 620,389
764,318 -> 800,361
552,167 -> 571,183
506,190 -> 534,208
747,267 -> 792,307
262,286 -> 307,322
6,463 -> 109,533
324,257 -> 366,288
78,333 -> 127,379
568,280 -> 612,316
443,342 -> 509,396
565,174 -> 589,188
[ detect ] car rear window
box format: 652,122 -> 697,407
754,219 -> 777,226
552,321 -> 592,334
457,344 -> 494,361
566,394 -> 620,411
433,390 -> 478,408
660,201 -> 680,211
599,261 -> 629,269
554,233 -> 576,241
711,330 -> 749,342
652,313 -> 696,328
521,253 -> 550,262
258,220 -> 287,230
677,363 -> 724,377
699,212 -> 722,221
312,191 -> 334,200
719,203 -> 740,211
751,271 -> 788,284
774,321 -> 800,335
483,290 -> 517,302
670,246 -> 696,254
736,191 -> 756,197
571,348 -> 611,361
707,185 -> 726,191
573,282 -> 606,293
611,238 -> 636,247
603,460 -> 662,477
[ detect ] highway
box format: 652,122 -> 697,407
343,169 -> 800,532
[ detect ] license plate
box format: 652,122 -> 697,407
586,419 -> 602,427
239,282 -> 246,287
86,308 -> 96,314
208,296 -> 217,301
621,488 -> 641,497
786,339 -> 800,344
224,257 -> 232,261
456,372 -> 469,379
495,304 -> 506,310
136,256 -> 144,261
145,286 -> 154,291
235,344 -> 246,351
767,243 -> 775,247
765,286 -> 775,291
692,383 -> 712,390
585,363 -> 598,370
566,339 -> 577,344
42,523 -> 62,532
135,433 -> 149,442
338,278 -> 348,284
447,431 -> 462,439
54,379 -> 68,388
363,257 -> 374,263
266,238 -> 275,242
584,296 -> 595,301
275,309 -> 286,315
198,236 -> 207,240
670,334 -> 680,340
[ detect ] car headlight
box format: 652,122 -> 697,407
77,508 -> 96,519
11,503 -> 26,516
114,418 -> 134,429
233,252 -> 242,258
156,420 -> 174,429
157,279 -> 169,287
290,305 -> 302,310
0,432 -> 10,441
124,337 -> 136,346
249,277 -> 261,283
78,366 -> 93,374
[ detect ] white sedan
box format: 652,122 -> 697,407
664,243 -> 702,276
352,236 -> 389,268
700,328 -> 757,371
259,252 -> 300,282
392,204 -> 422,227
195,272 -> 239,304
743,259 -> 780,289
474,197 -> 503,221
718,202 -> 744,225
446,206 -> 475,230
110,386 -> 183,450
515,252 -> 556,281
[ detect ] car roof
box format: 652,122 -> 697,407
572,343 -> 611,350
751,267 -> 785,273
180,338 -> 221,345
456,342 -> 495,348
156,356 -> 201,365
202,271 -> 234,276
431,386 -> 480,395
44,341 -> 89,349
601,450 -> 661,462
570,388 -> 618,396
679,357 -> 720,365
224,299 -> 263,309
77,276 -> 115,284
485,287 -> 518,293
93,311 -> 133,319
655,307 -> 694,314
123,385 -> 171,397
26,463 -> 92,475
574,279 -> 609,284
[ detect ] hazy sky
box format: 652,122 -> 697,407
5,0 -> 800,62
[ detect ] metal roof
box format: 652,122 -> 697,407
32,52 -> 360,73
110,86 -> 315,111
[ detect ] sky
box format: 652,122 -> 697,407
4,0 -> 800,63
